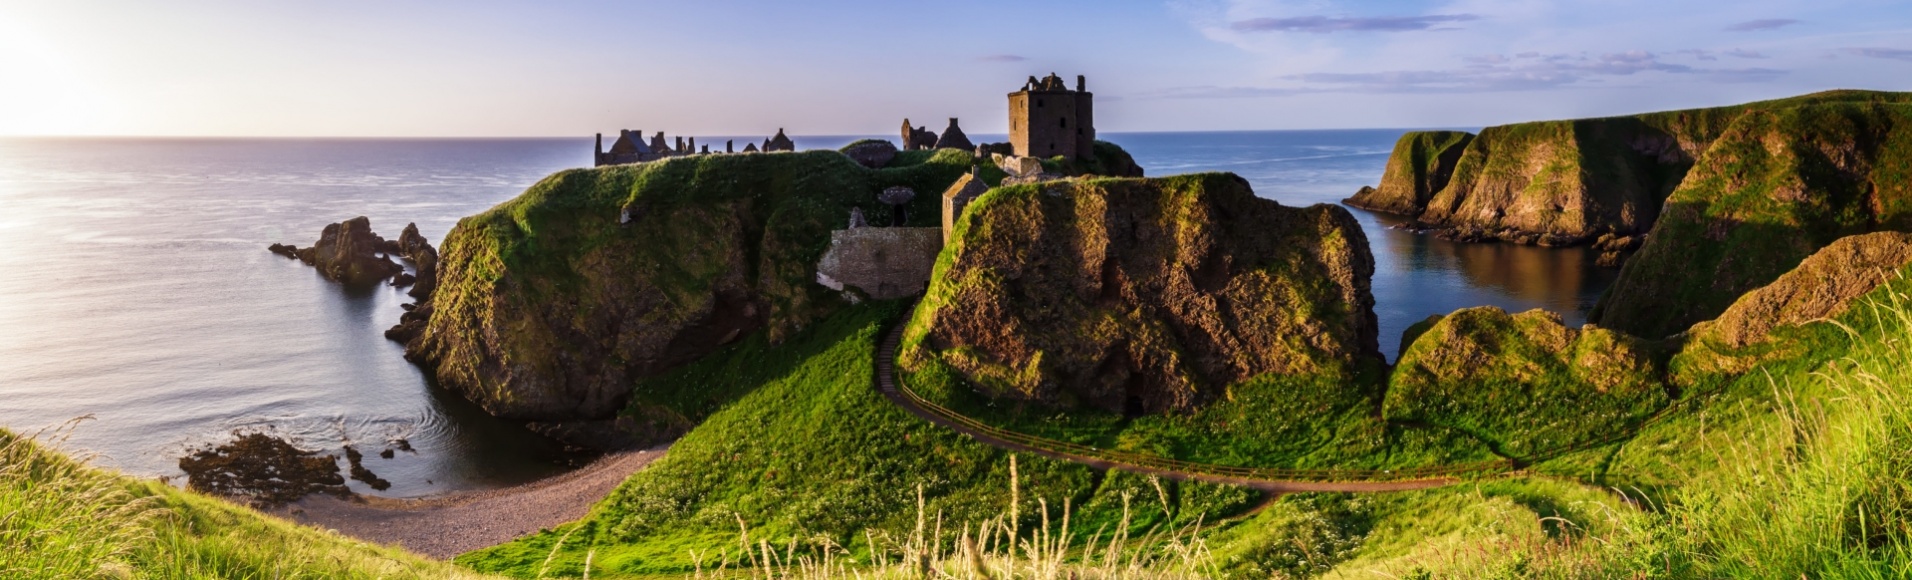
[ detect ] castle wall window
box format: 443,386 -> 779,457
1060,118 -> 1067,128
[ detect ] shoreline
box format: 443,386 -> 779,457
276,442 -> 671,560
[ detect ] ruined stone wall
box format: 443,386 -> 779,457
815,227 -> 944,300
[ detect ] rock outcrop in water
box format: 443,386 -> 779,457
178,432 -> 351,508
899,172 -> 1380,415
1345,131 -> 1474,215
278,216 -> 404,285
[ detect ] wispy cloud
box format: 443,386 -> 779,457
977,54 -> 1028,62
1230,14 -> 1481,33
1845,47 -> 1912,61
1726,48 -> 1769,59
1725,19 -> 1800,32
1141,50 -> 1786,98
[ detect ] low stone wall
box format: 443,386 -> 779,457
816,227 -> 943,299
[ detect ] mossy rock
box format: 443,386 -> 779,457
1671,231 -> 1912,380
1593,102 -> 1912,338
902,172 -> 1380,415
404,147 -> 1008,423
1346,131 -> 1474,215
1385,307 -> 1668,458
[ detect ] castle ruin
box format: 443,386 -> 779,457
595,128 -> 795,166
1008,73 -> 1095,161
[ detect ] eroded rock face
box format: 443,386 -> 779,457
1345,131 -> 1474,215
399,150 -> 983,425
1593,102 -> 1912,338
285,216 -> 403,285
815,227 -> 943,299
1674,231 -> 1912,376
1385,307 -> 1667,457
901,173 -> 1381,415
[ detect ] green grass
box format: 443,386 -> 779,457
0,427 -> 494,579
460,302 -> 1266,578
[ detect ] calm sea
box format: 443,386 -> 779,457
0,132 -> 1613,496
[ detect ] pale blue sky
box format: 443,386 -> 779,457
2,0 -> 1910,136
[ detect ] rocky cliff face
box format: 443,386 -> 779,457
1592,102 -> 1912,338
1672,231 -> 1912,377
275,216 -> 405,285
900,173 -> 1380,415
1384,307 -> 1666,457
399,148 -> 1009,424
1356,91 -> 1912,250
1345,131 -> 1474,215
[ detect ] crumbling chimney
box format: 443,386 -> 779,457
1077,75 -> 1086,92
595,133 -> 603,155
726,140 -> 734,153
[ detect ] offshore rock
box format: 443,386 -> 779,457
901,173 -> 1381,415
287,216 -> 403,285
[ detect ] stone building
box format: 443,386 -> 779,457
900,119 -> 938,150
1008,73 -> 1095,161
934,118 -> 974,151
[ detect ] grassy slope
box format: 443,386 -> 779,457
1186,267 -> 1912,579
1593,101 -> 1912,338
0,429 -> 491,579
461,302 -> 1262,578
1347,131 -> 1474,215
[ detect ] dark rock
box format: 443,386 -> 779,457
390,272 -> 416,288
379,448 -> 395,459
842,140 -> 898,169
267,243 -> 299,259
341,445 -> 391,491
286,216 -> 404,285
178,432 -> 350,508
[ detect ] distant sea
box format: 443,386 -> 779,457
0,132 -> 1614,496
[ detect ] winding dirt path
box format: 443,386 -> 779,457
876,317 -> 1467,494
278,444 -> 669,559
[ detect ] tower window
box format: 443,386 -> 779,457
1060,118 -> 1068,128
1037,99 -> 1044,107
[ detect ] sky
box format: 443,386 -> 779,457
2,0 -> 1911,137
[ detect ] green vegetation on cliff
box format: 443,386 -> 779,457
1592,101 -> 1912,338
406,147 -> 998,425
0,429 -> 490,578
1384,307 -> 1668,459
1345,130 -> 1473,215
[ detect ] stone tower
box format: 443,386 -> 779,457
1008,73 -> 1095,160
